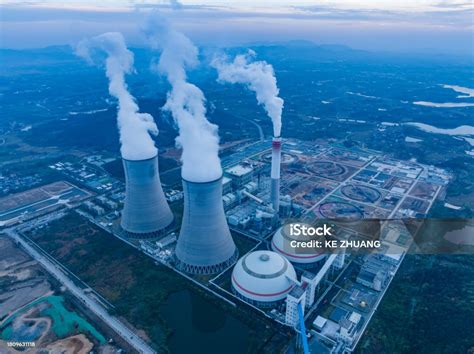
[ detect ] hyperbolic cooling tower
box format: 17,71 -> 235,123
175,176 -> 239,274
271,137 -> 282,212
121,155 -> 174,238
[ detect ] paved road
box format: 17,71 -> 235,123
245,119 -> 265,141
4,229 -> 155,354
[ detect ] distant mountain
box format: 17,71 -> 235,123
1,40 -> 470,73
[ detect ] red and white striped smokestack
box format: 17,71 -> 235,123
271,137 -> 282,212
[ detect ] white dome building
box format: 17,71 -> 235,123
231,250 -> 296,307
271,226 -> 325,265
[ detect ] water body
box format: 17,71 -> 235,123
405,136 -> 423,143
442,84 -> 474,98
412,84 -> 474,107
413,101 -> 474,108
462,137 -> 474,146
161,290 -> 252,354
405,123 -> 474,136
0,295 -> 105,344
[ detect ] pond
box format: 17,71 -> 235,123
161,290 -> 253,354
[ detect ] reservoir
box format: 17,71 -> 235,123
160,290 -> 253,353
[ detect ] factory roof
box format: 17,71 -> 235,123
357,269 -> 378,283
302,271 -> 317,280
288,284 -> 306,299
226,164 -> 253,177
222,176 -> 232,185
313,316 -> 327,330
349,312 -> 362,324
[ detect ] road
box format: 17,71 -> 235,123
4,228 -> 156,354
245,119 -> 265,141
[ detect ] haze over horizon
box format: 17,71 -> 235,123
1,0 -> 473,57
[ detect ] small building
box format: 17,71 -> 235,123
225,164 -> 254,188
336,311 -> 362,345
312,316 -> 328,332
356,269 -> 388,291
222,176 -> 233,194
156,234 -> 177,249
222,193 -> 237,209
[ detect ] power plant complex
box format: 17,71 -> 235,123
30,134 -> 448,354
107,135 -> 440,353
118,135 -> 342,329
10,30 -> 449,354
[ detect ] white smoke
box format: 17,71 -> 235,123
143,14 -> 222,182
212,50 -> 284,137
76,32 -> 158,161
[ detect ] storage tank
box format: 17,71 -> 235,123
271,226 -> 325,265
121,155 -> 174,238
175,176 -> 238,274
231,250 -> 296,307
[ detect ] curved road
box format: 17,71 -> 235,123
5,229 -> 155,354
245,119 -> 264,141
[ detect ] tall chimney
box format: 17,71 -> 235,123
121,155 -> 174,238
271,137 -> 282,213
175,176 -> 238,274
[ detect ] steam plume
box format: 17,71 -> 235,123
76,32 -> 158,161
212,50 -> 284,137
143,14 -> 222,182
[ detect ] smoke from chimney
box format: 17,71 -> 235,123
76,32 -> 159,161
143,14 -> 222,183
212,50 -> 284,137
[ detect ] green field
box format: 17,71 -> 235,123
357,254 -> 474,353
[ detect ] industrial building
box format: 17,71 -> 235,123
121,156 -> 174,238
35,136 -> 450,354
356,254 -> 395,291
225,163 -> 255,188
285,284 -> 306,327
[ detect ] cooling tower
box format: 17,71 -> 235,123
271,137 -> 282,213
121,155 -> 174,238
175,176 -> 239,274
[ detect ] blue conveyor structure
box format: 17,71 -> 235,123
297,302 -> 310,354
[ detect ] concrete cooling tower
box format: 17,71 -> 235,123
121,155 -> 174,238
175,176 -> 239,274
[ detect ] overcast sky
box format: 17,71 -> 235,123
1,0 -> 473,56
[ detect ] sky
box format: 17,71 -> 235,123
0,0 -> 473,55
